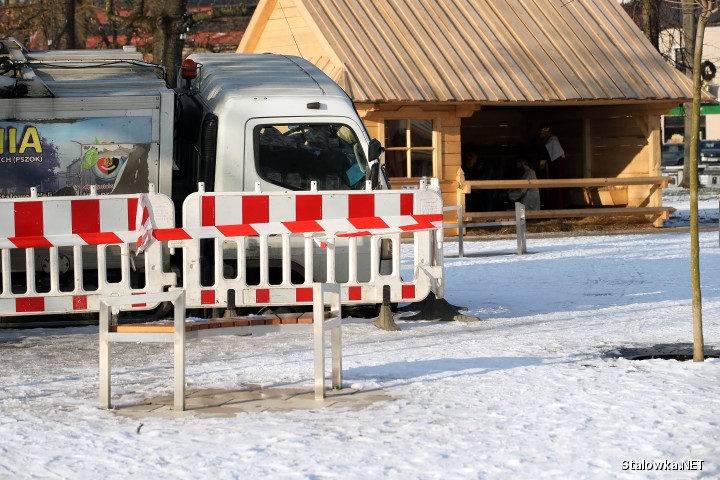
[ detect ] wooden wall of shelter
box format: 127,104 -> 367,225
356,103 -> 673,213
238,0 -> 699,223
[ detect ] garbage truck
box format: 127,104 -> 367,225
0,38 -> 445,323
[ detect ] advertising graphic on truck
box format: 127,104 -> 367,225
0,118 -> 153,198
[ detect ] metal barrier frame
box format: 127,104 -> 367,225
98,283 -> 343,411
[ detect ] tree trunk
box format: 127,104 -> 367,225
58,0 -> 76,49
681,3 -> 697,188
689,9 -> 712,363
152,0 -> 188,88
641,0 -> 660,49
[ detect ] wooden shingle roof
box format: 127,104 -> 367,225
239,0 -> 696,105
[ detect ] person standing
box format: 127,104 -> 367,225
508,158 -> 541,210
540,125 -> 565,208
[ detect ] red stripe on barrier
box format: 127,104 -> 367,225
296,195 -> 322,221
282,220 -> 323,233
201,290 -> 215,305
296,287 -> 313,302
413,214 -> 443,222
243,196 -> 269,224
349,194 -> 374,219
399,214 -> 443,231
256,289 -> 270,303
348,286 -> 362,301
14,201 -> 44,237
71,199 -> 100,234
337,231 -> 370,238
348,216 -> 389,230
73,296 -> 87,310
140,201 -> 149,225
127,197 -> 138,230
400,223 -> 433,232
401,193 -> 414,216
202,196 -> 215,227
216,224 -> 259,237
152,228 -> 193,241
16,297 -> 44,312
78,232 -> 124,245
9,235 -> 53,248
402,285 -> 415,300
132,293 -> 147,308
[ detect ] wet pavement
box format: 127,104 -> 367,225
606,343 -> 720,361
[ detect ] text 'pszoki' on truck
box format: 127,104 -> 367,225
0,38 -> 445,325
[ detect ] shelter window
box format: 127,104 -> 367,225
383,119 -> 434,178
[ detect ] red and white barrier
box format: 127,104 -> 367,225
0,196 -> 143,249
0,180 -> 445,316
174,180 -> 444,309
0,187 -> 176,316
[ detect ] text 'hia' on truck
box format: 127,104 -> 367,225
0,38 -> 420,320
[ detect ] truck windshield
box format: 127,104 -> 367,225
256,124 -> 367,190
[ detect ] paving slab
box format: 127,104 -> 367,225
112,385 -> 393,419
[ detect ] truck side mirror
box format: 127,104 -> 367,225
368,138 -> 383,161
367,161 -> 380,189
364,139 -> 383,189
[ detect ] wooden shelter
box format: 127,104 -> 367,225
238,0 -> 698,226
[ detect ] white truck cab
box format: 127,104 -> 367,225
174,53 -> 385,200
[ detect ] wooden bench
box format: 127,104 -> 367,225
99,285 -> 343,411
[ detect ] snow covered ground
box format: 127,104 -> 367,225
1,190 -> 720,479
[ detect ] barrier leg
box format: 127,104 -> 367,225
99,301 -> 112,409
173,291 -> 186,411
313,283 -> 343,399
313,284 -> 325,400
515,202 -> 527,255
458,205 -> 464,258
331,322 -> 342,390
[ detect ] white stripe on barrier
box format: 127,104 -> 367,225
0,202 -> 14,238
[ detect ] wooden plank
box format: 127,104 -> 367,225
109,314 -> 315,334
237,0 -> 278,52
525,207 -> 673,219
464,176 -> 670,189
443,163 -> 461,179
110,325 -> 175,334
465,206 -> 674,221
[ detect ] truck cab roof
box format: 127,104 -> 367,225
185,53 -> 352,111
